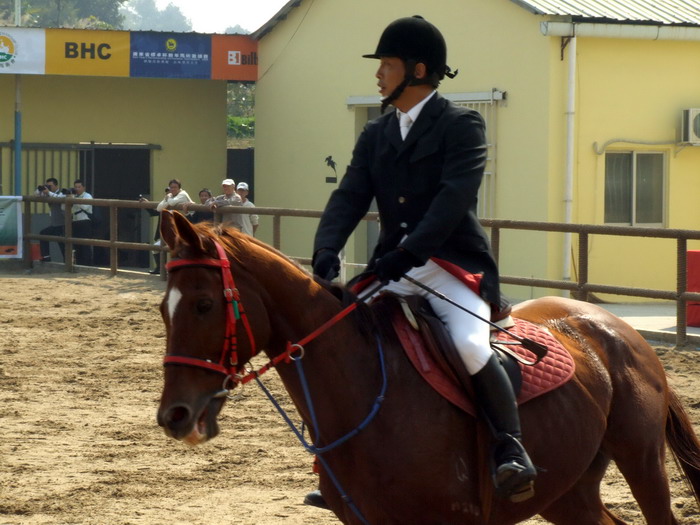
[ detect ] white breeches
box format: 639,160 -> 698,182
379,259 -> 493,375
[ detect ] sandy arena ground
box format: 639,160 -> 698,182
1,267 -> 700,524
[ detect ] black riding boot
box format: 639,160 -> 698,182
303,489 -> 330,510
471,353 -> 537,502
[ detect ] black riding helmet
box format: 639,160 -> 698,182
364,16 -> 457,111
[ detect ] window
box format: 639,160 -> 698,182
604,152 -> 665,225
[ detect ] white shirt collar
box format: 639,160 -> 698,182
396,90 -> 437,125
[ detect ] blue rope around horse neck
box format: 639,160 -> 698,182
253,333 -> 387,525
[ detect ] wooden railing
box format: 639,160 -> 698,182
22,196 -> 700,346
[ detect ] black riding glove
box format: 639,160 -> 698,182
312,249 -> 340,281
374,248 -> 421,283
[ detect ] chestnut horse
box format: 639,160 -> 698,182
157,210 -> 700,524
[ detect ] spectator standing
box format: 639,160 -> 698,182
156,179 -> 194,213
151,179 -> 193,274
36,177 -> 66,262
206,179 -> 244,230
235,182 -> 258,236
70,179 -> 93,266
184,188 -> 214,224
140,188 -> 166,274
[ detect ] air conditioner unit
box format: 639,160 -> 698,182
681,108 -> 700,145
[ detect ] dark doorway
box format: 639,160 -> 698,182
87,147 -> 152,268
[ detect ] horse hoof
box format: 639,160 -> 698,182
303,490 -> 330,510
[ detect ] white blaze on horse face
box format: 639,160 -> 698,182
167,286 -> 183,321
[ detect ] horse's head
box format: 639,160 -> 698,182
156,210 -> 271,445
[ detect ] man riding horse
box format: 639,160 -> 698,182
310,15 -> 537,507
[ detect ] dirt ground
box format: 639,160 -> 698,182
1,267 -> 700,525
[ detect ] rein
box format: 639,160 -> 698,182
163,240 -> 364,389
163,241 -> 383,524
234,298 -> 362,386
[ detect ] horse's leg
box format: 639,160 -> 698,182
538,451 -> 628,525
609,441 -> 677,525
602,357 -> 678,524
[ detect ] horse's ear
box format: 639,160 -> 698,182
164,210 -> 207,255
160,210 -> 177,249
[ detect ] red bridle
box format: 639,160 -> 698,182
163,241 -> 256,380
163,239 -> 364,390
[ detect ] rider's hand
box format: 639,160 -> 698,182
374,248 -> 421,283
312,249 -> 340,281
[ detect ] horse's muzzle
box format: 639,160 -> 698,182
157,397 -> 223,444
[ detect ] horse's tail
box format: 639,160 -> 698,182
666,386 -> 700,506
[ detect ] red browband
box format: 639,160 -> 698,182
163,241 -> 256,379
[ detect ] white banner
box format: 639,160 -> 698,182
0,196 -> 22,258
0,28 -> 45,74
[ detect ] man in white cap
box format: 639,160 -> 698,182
206,178 -> 244,231
235,182 -> 258,236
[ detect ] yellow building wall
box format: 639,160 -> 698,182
574,37 -> 700,300
255,0 -> 560,293
0,74 -> 227,197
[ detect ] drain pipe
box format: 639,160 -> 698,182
562,36 -> 576,296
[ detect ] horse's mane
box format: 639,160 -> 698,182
189,222 -> 377,341
189,221 -> 304,271
317,279 -> 379,343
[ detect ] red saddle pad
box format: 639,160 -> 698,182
393,312 -> 576,416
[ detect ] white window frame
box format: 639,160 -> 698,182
603,150 -> 666,227
347,90 -> 504,219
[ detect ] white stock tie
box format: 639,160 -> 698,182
399,112 -> 412,140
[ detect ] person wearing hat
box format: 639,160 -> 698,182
235,182 -> 259,236
206,178 -> 245,231
310,15 -> 536,507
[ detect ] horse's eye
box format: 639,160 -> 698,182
197,298 -> 214,314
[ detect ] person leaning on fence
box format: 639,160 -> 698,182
309,15 -> 536,508
235,182 -> 258,236
182,188 -> 214,224
70,179 -> 93,266
206,178 -> 244,230
150,179 -> 194,274
139,188 -> 166,274
35,177 -> 66,262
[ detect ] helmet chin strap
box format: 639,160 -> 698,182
381,77 -> 411,113
380,59 -> 445,113
381,59 -> 418,113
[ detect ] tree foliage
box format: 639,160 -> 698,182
227,82 -> 255,118
120,0 -> 191,32
227,82 -> 255,145
0,0 -> 127,29
227,116 -> 254,139
225,24 -> 248,35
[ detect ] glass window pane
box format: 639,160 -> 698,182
635,154 -> 663,224
605,153 -> 632,223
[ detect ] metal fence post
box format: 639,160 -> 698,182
22,198 -> 31,269
677,238 -> 688,347
273,214 -> 281,250
64,200 -> 74,273
577,232 -> 589,302
109,205 -> 118,276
